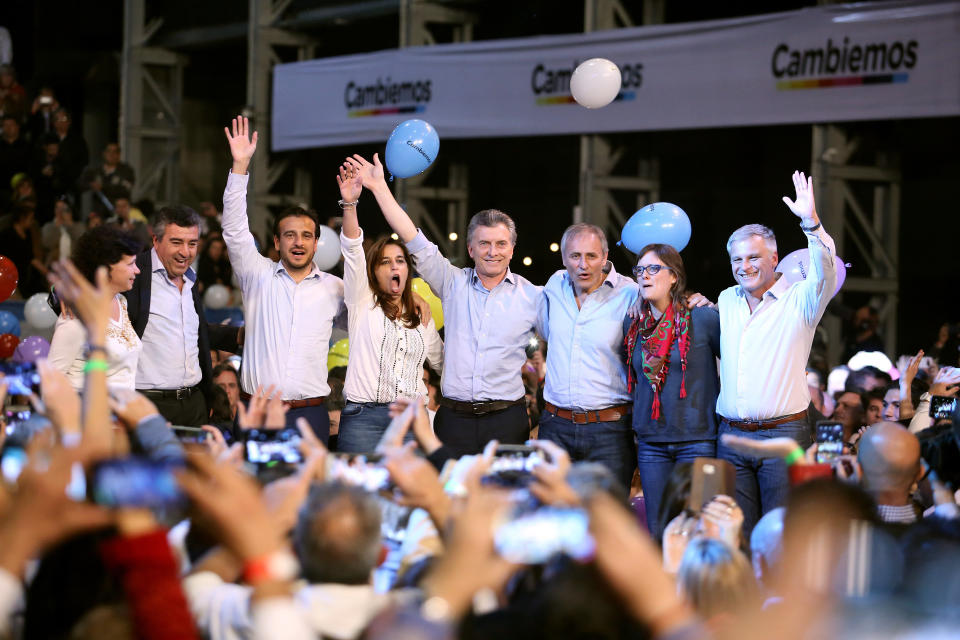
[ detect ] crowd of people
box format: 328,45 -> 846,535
0,108 -> 955,640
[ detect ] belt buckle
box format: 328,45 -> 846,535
471,403 -> 487,416
176,387 -> 187,401
571,411 -> 588,425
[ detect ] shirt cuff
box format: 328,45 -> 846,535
405,229 -> 430,253
226,171 -> 249,190
340,228 -> 365,250
135,413 -> 163,430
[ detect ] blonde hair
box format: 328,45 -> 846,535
677,537 -> 757,619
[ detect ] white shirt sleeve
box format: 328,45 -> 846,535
221,172 -> 272,284
908,393 -> 932,434
251,597 -> 314,640
405,230 -> 461,300
182,571 -> 253,640
341,228 -> 372,307
423,318 -> 444,373
797,224 -> 838,324
48,318 -> 87,389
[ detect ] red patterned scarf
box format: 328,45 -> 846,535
624,300 -> 691,420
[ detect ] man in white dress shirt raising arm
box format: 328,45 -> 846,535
714,170 -> 837,538
222,116 -> 344,440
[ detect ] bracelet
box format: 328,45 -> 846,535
783,447 -> 805,466
338,199 -> 358,209
87,343 -> 107,353
83,359 -> 109,373
242,549 -> 299,585
800,221 -> 821,232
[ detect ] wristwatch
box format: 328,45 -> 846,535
242,549 -> 300,585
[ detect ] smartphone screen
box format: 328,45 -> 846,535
816,421 -> 844,464
0,362 -> 40,396
494,505 -> 595,564
244,427 -> 303,467
930,396 -> 958,421
172,426 -> 211,444
90,459 -> 183,508
326,453 -> 391,492
482,445 -> 546,488
1,446 -> 27,484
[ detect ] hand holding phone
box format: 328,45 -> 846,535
686,458 -> 735,515
326,453 -> 391,492
815,421 -> 844,464
90,458 -> 184,509
930,395 -> 958,421
494,504 -> 595,564
244,427 -> 304,467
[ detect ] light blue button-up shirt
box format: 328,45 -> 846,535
406,230 -> 541,402
537,266 -> 638,411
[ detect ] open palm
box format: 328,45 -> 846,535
782,170 -> 815,220
224,116 -> 258,162
345,153 -> 386,190
336,163 -> 362,202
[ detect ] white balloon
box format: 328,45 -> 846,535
204,284 -> 230,310
570,58 -> 622,109
24,293 -> 57,329
313,225 -> 341,272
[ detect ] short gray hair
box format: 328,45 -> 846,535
726,224 -> 777,255
151,205 -> 201,241
466,209 -> 517,245
560,223 -> 608,256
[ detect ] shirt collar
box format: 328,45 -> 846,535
736,273 -> 789,300
561,262 -> 621,290
470,268 -> 516,288
151,247 -> 196,282
275,260 -> 323,280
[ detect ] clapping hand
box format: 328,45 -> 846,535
782,170 -> 818,226
336,162 -> 362,203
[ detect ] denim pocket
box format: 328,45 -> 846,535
342,402 -> 364,417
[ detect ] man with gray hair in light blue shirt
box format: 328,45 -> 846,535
536,222 -> 639,487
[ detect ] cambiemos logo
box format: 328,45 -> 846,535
531,61 -> 643,105
772,37 -> 917,90
344,77 -> 432,117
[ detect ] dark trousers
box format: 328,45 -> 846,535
538,411 -> 636,490
149,391 -> 207,427
434,404 -> 529,457
635,439 -> 717,539
285,404 -> 330,447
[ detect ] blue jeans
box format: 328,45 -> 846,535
717,418 -> 812,540
338,402 -> 394,453
538,411 -> 636,489
635,439 -> 717,539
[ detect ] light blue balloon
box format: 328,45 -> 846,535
620,202 -> 691,253
0,311 -> 20,337
384,119 -> 439,179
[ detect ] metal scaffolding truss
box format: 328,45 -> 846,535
120,0 -> 188,207
578,0 -> 662,261
811,124 -> 901,361
393,0 -> 475,266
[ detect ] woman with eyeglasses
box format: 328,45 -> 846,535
623,243 -> 721,539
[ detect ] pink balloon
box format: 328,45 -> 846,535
775,249 -> 846,297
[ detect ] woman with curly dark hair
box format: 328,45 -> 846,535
48,225 -> 142,391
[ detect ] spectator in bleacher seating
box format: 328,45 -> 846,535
0,202 -> 46,295
49,107 -> 88,192
27,85 -> 59,141
196,232 -> 232,292
48,225 -> 142,391
109,192 -> 151,248
0,114 -> 29,203
0,65 -> 25,122
41,197 -> 84,266
79,142 -> 134,214
30,133 -> 68,222
842,305 -> 885,363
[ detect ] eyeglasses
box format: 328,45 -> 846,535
632,264 -> 672,277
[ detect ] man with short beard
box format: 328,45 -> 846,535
222,116 -> 344,439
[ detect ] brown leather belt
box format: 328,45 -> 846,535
240,391 -> 326,410
721,410 -> 808,432
439,396 -> 525,416
544,402 -> 632,424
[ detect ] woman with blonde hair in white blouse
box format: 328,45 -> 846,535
334,162 -> 442,452
48,225 -> 142,391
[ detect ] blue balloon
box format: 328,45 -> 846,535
0,311 -> 20,337
620,202 -> 691,253
384,119 -> 439,179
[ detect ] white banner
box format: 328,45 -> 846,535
272,0 -> 960,151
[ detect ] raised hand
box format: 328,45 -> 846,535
782,170 -> 818,225
48,261 -> 113,337
336,162 -> 362,203
344,153 -> 387,194
224,116 -> 258,174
